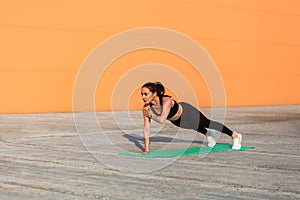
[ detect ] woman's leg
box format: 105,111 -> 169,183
171,102 -> 203,132
173,102 -> 234,137
198,111 -> 234,137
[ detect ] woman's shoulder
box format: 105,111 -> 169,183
162,96 -> 173,104
162,95 -> 172,99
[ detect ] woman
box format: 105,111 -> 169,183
140,82 -> 242,154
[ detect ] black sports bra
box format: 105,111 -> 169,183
167,100 -> 179,119
150,99 -> 179,120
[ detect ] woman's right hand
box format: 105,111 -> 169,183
142,107 -> 151,118
137,151 -> 149,155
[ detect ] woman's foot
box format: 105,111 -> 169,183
232,132 -> 242,150
206,129 -> 216,147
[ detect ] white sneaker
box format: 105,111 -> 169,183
207,129 -> 216,148
232,133 -> 242,150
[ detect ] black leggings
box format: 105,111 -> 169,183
170,102 -> 233,137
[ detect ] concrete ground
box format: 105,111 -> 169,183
0,105 -> 299,199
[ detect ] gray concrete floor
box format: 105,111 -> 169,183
0,105 -> 299,199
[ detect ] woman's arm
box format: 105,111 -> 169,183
141,105 -> 151,154
143,115 -> 151,154
140,98 -> 172,153
151,97 -> 172,124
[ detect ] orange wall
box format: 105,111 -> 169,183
0,0 -> 299,113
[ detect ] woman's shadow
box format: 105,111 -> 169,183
123,133 -> 205,151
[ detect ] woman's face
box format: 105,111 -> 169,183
141,87 -> 156,104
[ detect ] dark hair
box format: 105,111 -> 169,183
154,82 -> 165,98
142,82 -> 157,94
142,82 -> 170,105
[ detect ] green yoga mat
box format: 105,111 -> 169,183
119,144 -> 255,158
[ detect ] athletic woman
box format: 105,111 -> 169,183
140,82 -> 242,154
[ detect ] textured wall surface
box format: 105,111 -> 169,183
1,1 -> 299,113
